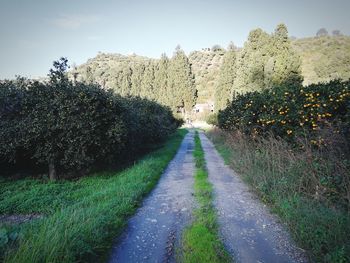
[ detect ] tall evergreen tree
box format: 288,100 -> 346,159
154,53 -> 169,105
130,62 -> 145,96
214,45 -> 237,111
234,25 -> 302,94
141,61 -> 155,99
168,46 -> 197,114
265,24 -> 303,87
116,66 -> 132,96
234,28 -> 270,93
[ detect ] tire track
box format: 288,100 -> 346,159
108,130 -> 195,263
199,131 -> 308,263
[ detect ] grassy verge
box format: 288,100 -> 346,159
0,129 -> 187,263
181,131 -> 231,263
207,128 -> 350,262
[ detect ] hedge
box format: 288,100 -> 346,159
218,79 -> 350,145
0,77 -> 179,179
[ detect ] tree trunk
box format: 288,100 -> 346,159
49,160 -> 57,181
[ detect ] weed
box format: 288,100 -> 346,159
207,128 -> 350,262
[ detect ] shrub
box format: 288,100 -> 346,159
120,96 -> 178,153
0,59 -> 179,180
206,113 -> 218,126
0,79 -> 126,179
218,79 -> 350,145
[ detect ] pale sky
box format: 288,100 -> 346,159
1,0 -> 349,79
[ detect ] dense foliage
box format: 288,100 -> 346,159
218,80 -> 350,145
214,44 -> 237,110
69,29 -> 350,114
120,96 -> 181,155
168,46 -> 197,113
0,59 -> 179,180
213,24 -> 303,111
212,27 -> 350,262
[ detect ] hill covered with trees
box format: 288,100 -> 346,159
213,24 -> 303,111
71,25 -> 350,114
292,35 -> 350,85
188,46 -> 225,104
70,47 -> 196,116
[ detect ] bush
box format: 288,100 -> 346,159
206,113 -> 218,126
120,97 -> 178,154
0,79 -> 127,179
218,80 -> 350,145
214,78 -> 350,262
0,59 -> 179,180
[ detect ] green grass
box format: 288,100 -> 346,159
181,131 -> 231,263
207,129 -> 350,263
0,129 -> 187,263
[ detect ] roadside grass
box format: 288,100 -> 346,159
207,128 -> 350,262
0,129 -> 187,263
181,131 -> 231,263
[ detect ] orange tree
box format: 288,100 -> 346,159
0,59 -> 179,180
218,80 -> 350,144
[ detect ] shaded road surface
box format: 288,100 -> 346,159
199,132 -> 309,263
108,131 -> 195,263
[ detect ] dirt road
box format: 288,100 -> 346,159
108,131 -> 195,263
199,131 -> 308,263
108,129 -> 309,263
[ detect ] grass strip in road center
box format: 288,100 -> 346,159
181,131 -> 231,263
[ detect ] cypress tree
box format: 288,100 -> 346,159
234,25 -> 303,94
234,28 -> 270,93
154,53 -> 169,106
267,23 -> 303,87
130,62 -> 145,96
214,44 -> 237,111
168,46 -> 197,115
116,65 -> 132,96
140,61 -> 156,99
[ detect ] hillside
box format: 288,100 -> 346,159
71,52 -> 152,88
72,35 -> 350,105
72,49 -> 225,104
187,35 -> 350,101
292,35 -> 350,85
188,49 -> 225,103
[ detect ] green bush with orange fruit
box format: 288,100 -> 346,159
218,80 -> 350,145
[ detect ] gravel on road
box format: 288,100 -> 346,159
108,131 -> 195,263
199,131 -> 309,263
